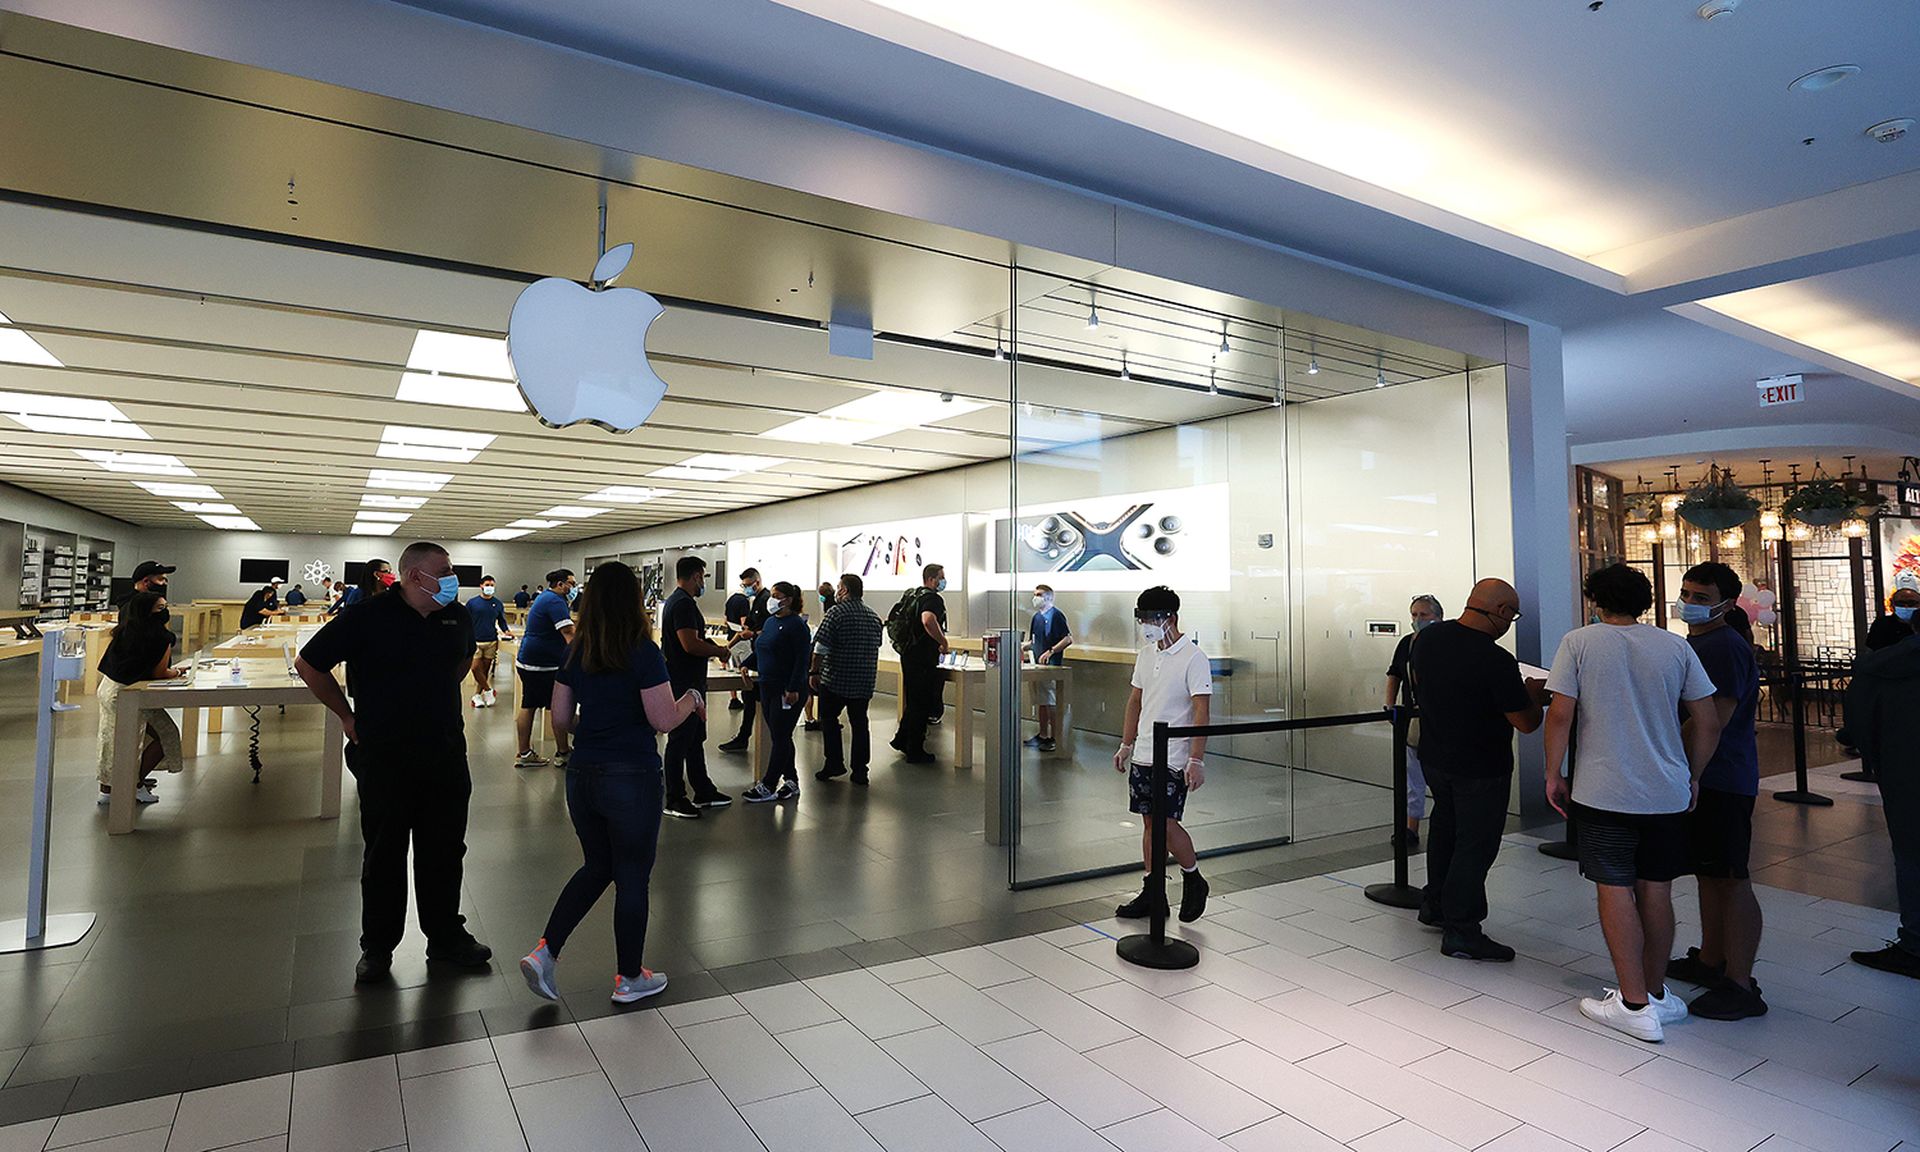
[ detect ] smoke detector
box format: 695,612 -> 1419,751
1697,0 -> 1740,18
1789,65 -> 1861,93
1866,118 -> 1914,144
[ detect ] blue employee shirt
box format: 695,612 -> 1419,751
514,590 -> 531,608
753,612 -> 812,699
1030,607 -> 1071,665
285,588 -> 306,607
556,641 -> 671,771
467,594 -> 509,643
518,589 -> 573,669
1686,624 -> 1762,795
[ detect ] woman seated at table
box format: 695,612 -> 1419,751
239,584 -> 283,630
96,591 -> 186,806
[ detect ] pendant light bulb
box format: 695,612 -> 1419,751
1119,355 -> 1130,381
1207,367 -> 1218,395
1219,322 -> 1230,355
1374,369 -> 1386,389
1085,305 -> 1099,330
1307,357 -> 1320,375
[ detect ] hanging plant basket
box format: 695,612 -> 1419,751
1792,506 -> 1850,527
1679,506 -> 1755,531
1676,464 -> 1759,531
1782,473 -> 1881,527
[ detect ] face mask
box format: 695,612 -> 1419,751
1140,622 -> 1166,645
1412,618 -> 1435,632
433,574 -> 460,607
766,596 -> 784,616
1676,600 -> 1721,625
1033,595 -> 1049,609
693,581 -> 705,598
935,578 -> 948,593
150,582 -> 167,595
377,571 -> 397,587
153,608 -> 170,625
1896,605 -> 1918,622
480,585 -> 495,598
566,586 -> 580,603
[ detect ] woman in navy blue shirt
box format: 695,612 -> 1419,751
741,581 -> 811,804
519,562 -> 704,1005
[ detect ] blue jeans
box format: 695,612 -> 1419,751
542,765 -> 663,978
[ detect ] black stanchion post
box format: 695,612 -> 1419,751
1366,706 -> 1423,908
1773,665 -> 1833,807
1117,721 -> 1199,970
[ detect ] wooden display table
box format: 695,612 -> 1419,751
211,625 -> 307,658
0,610 -> 43,639
876,655 -> 1073,770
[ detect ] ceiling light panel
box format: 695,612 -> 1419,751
350,520 -> 401,536
537,505 -> 609,519
0,312 -> 61,367
198,514 -> 261,531
473,527 -> 531,540
761,390 -> 991,445
360,493 -> 427,509
406,330 -> 513,379
354,510 -> 412,522
508,518 -> 568,530
376,424 -> 496,463
396,372 -> 529,412
172,501 -> 241,515
366,468 -> 452,492
582,486 -> 671,504
649,453 -> 786,482
0,391 -> 148,438
136,481 -> 222,499
74,449 -> 194,476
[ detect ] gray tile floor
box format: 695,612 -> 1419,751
2,836 -> 1914,1152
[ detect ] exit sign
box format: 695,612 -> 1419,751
1757,374 -> 1804,407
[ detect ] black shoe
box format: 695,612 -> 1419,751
664,796 -> 702,819
355,950 -> 392,984
928,715 -> 942,726
816,765 -> 848,781
851,772 -> 868,787
693,791 -> 733,809
728,698 -> 745,710
1179,870 -> 1209,923
1853,944 -> 1920,980
1688,980 -> 1768,1020
902,752 -> 936,764
718,739 -> 750,754
426,935 -> 494,968
1666,947 -> 1725,987
888,736 -> 906,751
1037,739 -> 1057,753
803,720 -> 821,732
1391,827 -> 1420,852
1442,932 -> 1514,962
1116,886 -> 1170,920
1417,904 -> 1442,928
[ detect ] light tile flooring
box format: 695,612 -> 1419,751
2,834 -> 1914,1152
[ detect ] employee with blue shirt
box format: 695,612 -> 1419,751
741,581 -> 811,804
466,576 -> 513,709
515,569 -> 576,769
1024,583 -> 1073,753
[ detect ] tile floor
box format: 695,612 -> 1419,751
2,833 -> 1912,1152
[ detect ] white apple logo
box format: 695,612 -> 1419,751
507,243 -> 669,433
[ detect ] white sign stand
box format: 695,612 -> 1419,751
0,629 -> 97,953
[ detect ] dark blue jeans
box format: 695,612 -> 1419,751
762,693 -> 803,788
542,765 -> 663,978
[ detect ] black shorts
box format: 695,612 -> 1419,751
1129,760 -> 1188,822
1687,788 -> 1755,880
517,667 -> 556,710
1574,802 -> 1690,887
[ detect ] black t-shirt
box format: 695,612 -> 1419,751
660,588 -> 710,692
99,624 -> 174,686
1405,619 -> 1531,778
725,591 -> 751,629
299,591 -> 476,752
744,589 -> 771,633
1867,613 -> 1916,652
1386,633 -> 1415,683
240,590 -> 274,630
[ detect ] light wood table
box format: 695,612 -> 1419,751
877,656 -> 1074,771
211,625 -> 307,658
0,609 -> 43,639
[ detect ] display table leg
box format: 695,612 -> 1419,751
955,674 -> 974,770
107,698 -> 143,835
1057,671 -> 1075,757
207,706 -> 225,735
753,696 -> 769,784
181,707 -> 201,758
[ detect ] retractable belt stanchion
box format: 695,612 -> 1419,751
0,629 -> 97,954
1115,720 -> 1200,971
1773,665 -> 1834,807
1365,705 -> 1423,909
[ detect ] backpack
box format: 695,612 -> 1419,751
886,587 -> 933,653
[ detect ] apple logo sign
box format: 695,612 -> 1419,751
507,243 -> 668,433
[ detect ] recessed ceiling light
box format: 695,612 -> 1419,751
649,453 -> 786,482
377,425 -> 496,463
509,518 -> 568,530
74,449 -> 193,476
1789,65 -> 1860,92
396,372 -> 529,413
0,312 -> 61,367
582,485 -> 670,504
198,514 -> 261,531
137,480 -> 222,499
537,506 -> 609,519
761,390 -> 990,445
0,391 -> 148,439
1697,0 -> 1739,19
406,330 -> 513,379
350,520 -> 401,536
360,493 -> 427,509
354,510 -> 412,523
473,527 -> 532,541
172,501 -> 241,515
366,468 -> 452,492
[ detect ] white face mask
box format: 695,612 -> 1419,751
1140,622 -> 1166,645
480,584 -> 495,598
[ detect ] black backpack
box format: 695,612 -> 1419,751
886,587 -> 932,653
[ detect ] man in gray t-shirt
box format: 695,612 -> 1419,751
1543,565 -> 1722,1045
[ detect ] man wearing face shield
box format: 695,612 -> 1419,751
1113,586 -> 1213,923
1024,584 -> 1073,753
297,541 -> 489,983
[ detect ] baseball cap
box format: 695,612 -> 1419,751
270,576 -> 284,585
131,560 -> 176,582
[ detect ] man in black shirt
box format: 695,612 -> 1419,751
1407,578 -> 1546,962
719,568 -> 772,752
724,580 -> 753,711
890,563 -> 950,764
296,540 -> 489,983
661,556 -> 734,819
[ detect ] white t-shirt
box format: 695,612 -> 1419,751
1544,622 -> 1716,814
1130,633 -> 1214,768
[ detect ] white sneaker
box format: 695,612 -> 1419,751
471,693 -> 487,708
1580,989 -> 1664,1043
134,785 -> 158,805
1649,985 -> 1689,1026
514,750 -> 549,769
483,689 -> 498,707
612,970 -> 667,1003
519,940 -> 558,1001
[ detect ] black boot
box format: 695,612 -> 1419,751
1179,869 -> 1210,923
1116,881 -> 1170,920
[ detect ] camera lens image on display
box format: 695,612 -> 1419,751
990,484 -> 1229,590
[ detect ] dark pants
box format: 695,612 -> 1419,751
730,685 -> 757,745
664,710 -> 714,802
894,652 -> 940,755
1422,767 -> 1511,937
543,767 -> 663,979
762,693 -> 803,787
819,688 -> 871,778
1878,766 -> 1920,955
348,743 -> 472,954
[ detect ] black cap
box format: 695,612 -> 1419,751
131,560 -> 175,582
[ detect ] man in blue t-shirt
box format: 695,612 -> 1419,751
515,569 -> 576,769
1023,584 -> 1073,753
466,576 -> 514,709
1668,561 -> 1766,1021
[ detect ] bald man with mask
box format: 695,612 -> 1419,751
1407,578 -> 1547,962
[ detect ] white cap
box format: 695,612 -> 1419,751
1895,571 -> 1920,593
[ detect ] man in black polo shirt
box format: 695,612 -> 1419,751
1408,578 -> 1546,962
296,540 -> 490,983
719,568 -> 772,753
662,556 -> 734,819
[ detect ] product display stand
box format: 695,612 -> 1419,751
1116,720 -> 1200,970
1364,705 -> 1423,909
0,630 -> 96,953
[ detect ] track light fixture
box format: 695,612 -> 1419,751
1307,357 -> 1320,375
1219,322 -> 1230,355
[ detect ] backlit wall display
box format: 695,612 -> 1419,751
819,514 -> 964,592
728,531 -> 818,593
990,483 -> 1231,591
1879,515 -> 1920,601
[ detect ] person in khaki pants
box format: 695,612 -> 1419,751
96,590 -> 185,807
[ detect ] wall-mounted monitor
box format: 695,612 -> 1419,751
452,564 -> 483,587
239,558 -> 290,584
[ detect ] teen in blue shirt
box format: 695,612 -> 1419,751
465,576 -> 513,708
1025,583 -> 1073,752
515,570 -> 576,768
742,581 -> 811,804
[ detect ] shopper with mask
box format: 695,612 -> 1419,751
1113,585 -> 1213,922
812,573 -> 884,786
1667,562 -> 1767,1020
296,541 -> 490,983
515,569 -> 577,769
803,582 -> 836,731
888,563 -> 949,764
1409,579 -> 1546,961
1383,593 -> 1445,851
1844,612 -> 1920,980
661,556 -> 734,819
741,581 -> 811,803
1024,584 -> 1073,753
96,590 -> 185,807
129,559 -> 174,599
466,575 -> 513,708
1866,573 -> 1920,651
719,568 -> 772,752
238,583 -> 283,630
723,577 -> 753,711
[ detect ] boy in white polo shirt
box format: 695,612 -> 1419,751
1114,585 -> 1214,923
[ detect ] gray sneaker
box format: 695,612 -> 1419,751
612,971 -> 668,1003
519,940 -> 558,1001
514,750 -> 549,769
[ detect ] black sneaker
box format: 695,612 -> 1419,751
1179,870 -> 1209,923
1116,886 -> 1170,920
902,752 -> 936,764
355,950 -> 392,984
1853,944 -> 1920,980
1391,827 -> 1421,852
1442,932 -> 1515,962
1417,903 -> 1442,928
803,720 -> 821,732
718,739 -> 750,754
888,735 -> 906,751
693,791 -> 733,810
664,797 -> 702,820
851,772 -> 868,787
1667,946 -> 1725,986
1037,739 -> 1057,753
815,765 -> 848,781
1688,981 -> 1768,1020
427,935 -> 494,968
728,698 -> 744,710
773,780 -> 800,802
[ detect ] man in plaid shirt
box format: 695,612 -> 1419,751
810,573 -> 885,787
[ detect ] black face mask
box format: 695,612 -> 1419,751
153,608 -> 170,625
